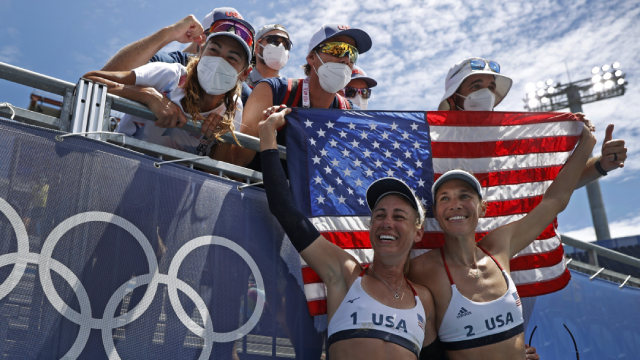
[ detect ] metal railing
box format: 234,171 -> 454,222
562,235 -> 640,287
0,61 -> 285,183
566,258 -> 640,288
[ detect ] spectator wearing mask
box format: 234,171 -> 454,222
219,23 -> 371,168
438,57 -> 627,188
339,65 -> 377,110
102,9 -> 253,109
246,24 -> 292,88
84,8 -> 254,157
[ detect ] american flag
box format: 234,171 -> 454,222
513,291 -> 522,307
417,313 -> 425,330
284,109 -> 581,317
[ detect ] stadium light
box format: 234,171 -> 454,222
522,62 -> 628,242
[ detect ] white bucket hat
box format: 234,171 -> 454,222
438,57 -> 513,110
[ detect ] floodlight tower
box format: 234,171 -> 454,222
523,62 -> 627,241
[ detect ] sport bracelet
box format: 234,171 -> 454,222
594,156 -> 608,176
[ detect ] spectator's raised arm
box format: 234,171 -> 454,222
101,15 -> 205,72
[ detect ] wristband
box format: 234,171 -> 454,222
594,156 -> 608,176
261,149 -> 320,253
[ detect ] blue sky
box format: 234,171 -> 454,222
1,0 -> 638,241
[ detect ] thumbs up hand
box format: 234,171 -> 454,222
599,123 -> 627,172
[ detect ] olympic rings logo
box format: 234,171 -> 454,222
0,197 -> 265,360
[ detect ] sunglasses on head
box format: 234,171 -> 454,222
260,35 -> 292,50
450,58 -> 501,79
208,20 -> 254,48
344,87 -> 371,99
316,42 -> 359,64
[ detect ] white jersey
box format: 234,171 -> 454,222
116,62 -> 243,156
438,247 -> 524,351
327,268 -> 426,358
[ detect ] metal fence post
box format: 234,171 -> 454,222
70,78 -> 110,140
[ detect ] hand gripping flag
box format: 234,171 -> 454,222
285,109 -> 582,317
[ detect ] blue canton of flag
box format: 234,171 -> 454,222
285,109 -> 434,217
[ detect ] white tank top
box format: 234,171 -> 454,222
328,268 -> 426,358
437,247 -> 524,351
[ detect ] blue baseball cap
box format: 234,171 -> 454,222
307,24 -> 372,55
205,7 -> 255,63
350,66 -> 377,88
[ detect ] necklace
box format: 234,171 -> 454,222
369,266 -> 403,299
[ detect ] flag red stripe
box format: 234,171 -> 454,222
516,269 -> 571,298
484,196 -> 543,217
434,166 -> 563,187
427,111 -> 577,127
307,299 -> 327,317
302,266 -> 323,284
431,136 -> 579,159
510,244 -> 565,271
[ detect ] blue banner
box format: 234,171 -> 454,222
527,270 -> 640,359
0,120 -> 322,359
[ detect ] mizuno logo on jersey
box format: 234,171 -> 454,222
347,297 -> 360,303
457,307 -> 472,319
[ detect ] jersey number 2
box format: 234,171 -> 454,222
465,325 -> 475,337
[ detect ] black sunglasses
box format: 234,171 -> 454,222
259,35 -> 292,51
344,87 -> 372,99
529,324 -> 579,360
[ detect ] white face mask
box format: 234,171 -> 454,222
456,88 -> 496,111
347,93 -> 368,110
313,52 -> 352,94
258,43 -> 289,70
197,56 -> 241,95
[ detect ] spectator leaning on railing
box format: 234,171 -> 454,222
101,9 -> 253,111
213,23 -> 371,169
83,8 -> 254,157
437,57 -> 628,188
245,24 -> 292,89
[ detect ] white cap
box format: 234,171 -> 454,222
438,57 -> 512,110
431,170 -> 483,202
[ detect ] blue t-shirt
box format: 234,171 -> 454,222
257,77 -> 359,109
149,51 -> 252,106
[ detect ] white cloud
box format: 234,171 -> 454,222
0,45 -> 21,63
562,213 -> 640,242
